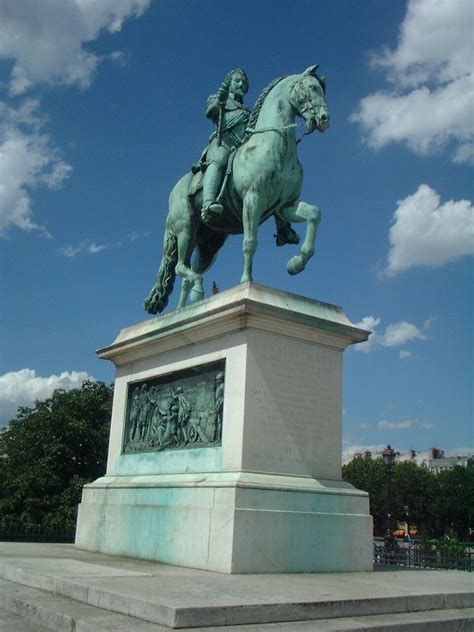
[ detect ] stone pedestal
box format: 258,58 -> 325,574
75,283 -> 373,573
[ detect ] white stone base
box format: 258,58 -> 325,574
75,283 -> 373,573
76,472 -> 372,573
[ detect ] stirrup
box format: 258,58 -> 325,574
201,202 -> 223,222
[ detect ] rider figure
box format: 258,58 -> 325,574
201,68 -> 250,223
201,69 -> 300,246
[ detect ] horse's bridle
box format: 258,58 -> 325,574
245,122 -> 311,147
289,76 -> 326,132
243,75 -> 325,148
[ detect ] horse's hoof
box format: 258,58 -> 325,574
276,227 -> 300,246
287,256 -> 304,275
287,228 -> 300,245
190,279 -> 204,304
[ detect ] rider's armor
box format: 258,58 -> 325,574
206,94 -> 250,148
200,73 -> 300,247
201,92 -> 250,222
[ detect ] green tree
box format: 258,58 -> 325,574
343,455 -> 473,539
0,380 -> 113,533
342,455 -> 386,531
391,460 -> 434,530
431,465 -> 474,539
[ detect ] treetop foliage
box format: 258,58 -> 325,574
0,380 -> 113,533
342,454 -> 473,540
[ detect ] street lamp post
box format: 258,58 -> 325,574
382,444 -> 396,560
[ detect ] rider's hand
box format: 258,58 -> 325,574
217,84 -> 227,101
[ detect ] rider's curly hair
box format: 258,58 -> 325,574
223,68 -> 249,92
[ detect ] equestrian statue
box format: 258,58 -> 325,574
144,65 -> 329,314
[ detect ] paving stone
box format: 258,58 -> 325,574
0,606 -> 50,632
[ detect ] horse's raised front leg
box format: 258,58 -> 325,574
241,191 -> 261,283
279,201 -> 321,275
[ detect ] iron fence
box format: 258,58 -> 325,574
374,539 -> 473,572
0,529 -> 75,544
1,531 -> 472,569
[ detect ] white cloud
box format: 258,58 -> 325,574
356,316 -> 381,331
383,184 -> 474,276
108,50 -> 130,67
378,419 -> 416,430
342,440 -> 386,464
377,419 -> 432,431
0,99 -> 72,236
0,0 -> 151,94
59,241 -> 116,258
351,0 -> 474,164
352,77 -> 473,161
0,0 -> 150,236
353,316 -> 427,353
399,350 -> 412,360
352,316 -> 381,353
446,447 -> 474,458
371,0 -> 472,87
128,230 -> 150,242
0,368 -> 94,426
382,321 -> 426,347
59,232 -> 148,257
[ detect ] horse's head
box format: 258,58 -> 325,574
289,65 -> 329,133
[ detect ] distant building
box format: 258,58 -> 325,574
349,447 -> 473,471
424,448 -> 473,474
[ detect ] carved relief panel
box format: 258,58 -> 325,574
122,361 -> 225,454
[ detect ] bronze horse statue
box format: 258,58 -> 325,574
144,65 -> 329,314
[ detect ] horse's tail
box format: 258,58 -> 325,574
144,228 -> 178,314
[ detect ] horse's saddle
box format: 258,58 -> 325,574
187,150 -> 292,238
188,168 -> 204,198
188,151 -> 245,233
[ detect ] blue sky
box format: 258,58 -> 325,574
0,0 -> 472,461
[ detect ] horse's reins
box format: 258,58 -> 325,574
245,76 -> 320,146
245,122 -> 313,148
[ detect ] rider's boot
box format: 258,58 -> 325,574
201,162 -> 224,223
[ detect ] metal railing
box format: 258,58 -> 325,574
0,529 -> 75,544
374,539 -> 473,572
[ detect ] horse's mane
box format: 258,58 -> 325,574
241,71 -> 326,143
249,75 -> 288,127
242,75 -> 287,142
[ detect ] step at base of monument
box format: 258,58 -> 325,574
0,579 -> 164,632
1,580 -> 473,632
2,574 -> 474,632
0,544 -> 472,631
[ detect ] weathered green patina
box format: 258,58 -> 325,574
200,68 -> 251,223
144,65 -> 329,314
123,361 -> 225,453
197,69 -> 299,246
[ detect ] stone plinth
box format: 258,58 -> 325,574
75,283 -> 373,573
